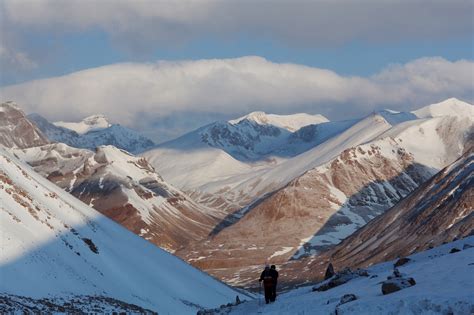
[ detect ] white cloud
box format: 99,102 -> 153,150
0,56 -> 472,141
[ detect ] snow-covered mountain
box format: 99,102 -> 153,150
175,102 -> 472,288
143,112 -> 382,212
144,98 -> 472,217
0,148 -> 246,314
28,113 -> 155,154
204,237 -> 474,314
178,136 -> 436,287
0,102 -> 49,149
13,143 -> 226,252
155,111 -> 331,163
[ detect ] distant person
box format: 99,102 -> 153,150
270,265 -> 279,302
259,265 -> 274,304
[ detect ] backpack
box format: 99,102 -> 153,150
263,271 -> 274,288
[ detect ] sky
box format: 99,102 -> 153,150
0,0 -> 473,142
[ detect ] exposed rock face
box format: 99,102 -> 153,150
0,102 -> 49,149
13,143 -> 226,252
281,149 -> 473,288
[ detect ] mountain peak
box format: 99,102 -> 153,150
0,101 -> 23,113
54,114 -> 111,134
229,111 -> 329,131
82,114 -> 110,126
413,97 -> 474,119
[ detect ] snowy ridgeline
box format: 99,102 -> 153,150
201,237 -> 474,315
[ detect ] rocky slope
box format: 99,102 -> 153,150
13,143 -> 226,252
0,102 -> 49,149
280,148 -> 473,287
28,113 -> 155,154
0,148 -> 246,314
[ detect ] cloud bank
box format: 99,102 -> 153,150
2,0 -> 472,54
1,56 -> 472,141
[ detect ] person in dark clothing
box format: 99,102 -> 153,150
259,265 -> 274,304
270,265 -> 279,302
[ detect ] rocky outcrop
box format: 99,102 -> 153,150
0,102 -> 49,149
325,263 -> 336,280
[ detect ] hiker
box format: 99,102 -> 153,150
270,265 -> 279,302
259,265 -> 274,304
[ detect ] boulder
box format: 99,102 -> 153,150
394,257 -> 411,268
338,294 -> 357,305
325,263 -> 336,280
382,270 -> 416,295
381,277 -> 416,295
462,243 -> 473,250
313,268 -> 369,292
450,248 -> 461,254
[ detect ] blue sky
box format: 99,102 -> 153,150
0,1 -> 472,141
2,26 -> 473,86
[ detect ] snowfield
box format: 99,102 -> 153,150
212,237 -> 474,314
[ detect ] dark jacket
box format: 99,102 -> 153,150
270,268 -> 279,285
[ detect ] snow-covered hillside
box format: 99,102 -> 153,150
12,143 -> 225,252
0,148 -> 246,314
206,237 -> 474,314
28,113 -> 155,154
